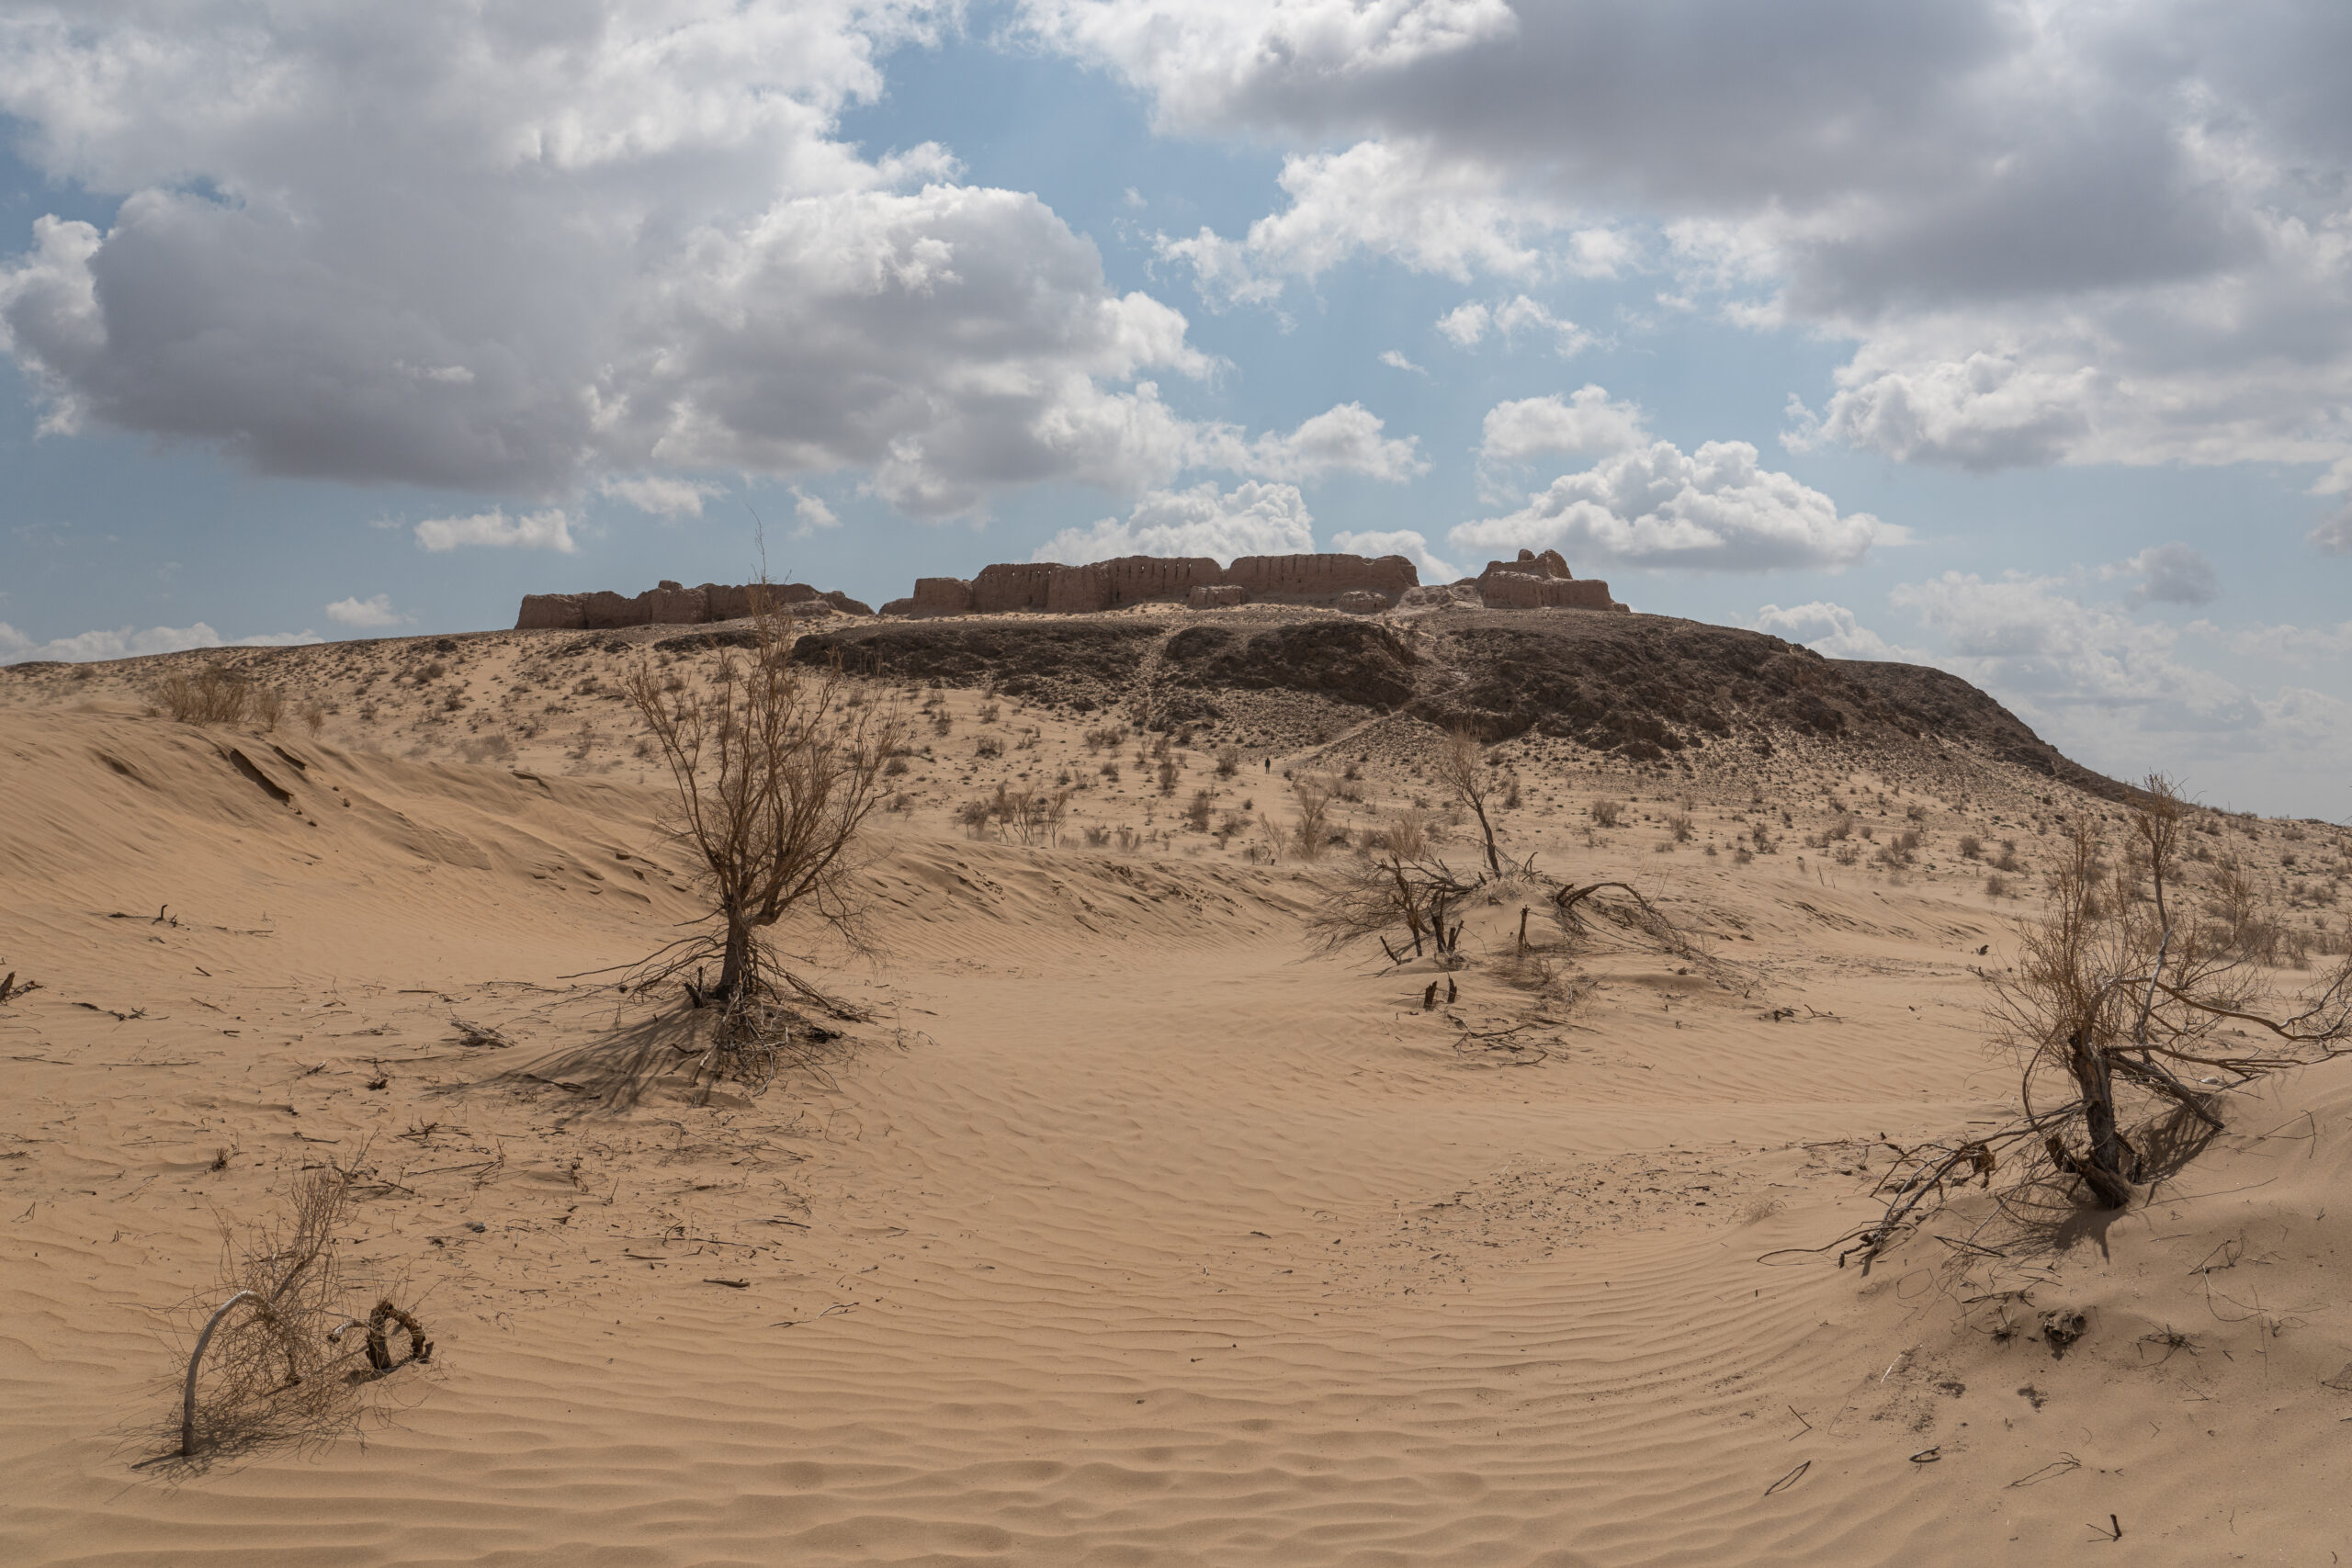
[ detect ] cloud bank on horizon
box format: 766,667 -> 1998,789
2,0 -> 2349,813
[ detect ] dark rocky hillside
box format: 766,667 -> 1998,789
791,607 -> 2125,798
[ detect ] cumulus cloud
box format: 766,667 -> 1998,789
1753,601 -> 1920,662
1329,526 -> 1460,583
1478,387 -> 1648,464
1378,350 -> 1424,374
1452,437 -> 1897,571
0,620 -> 315,664
1190,401 -> 1427,484
1156,138 -> 1622,304
1827,570 -> 2352,811
789,487 -> 841,538
601,476 -> 725,519
2189,617 -> 2352,666
324,594 -> 405,629
0,1 -> 1224,518
2108,542 -> 2220,607
1026,0 -> 2352,483
1432,295 -> 1589,355
413,508 -> 577,553
1034,480 -> 1314,565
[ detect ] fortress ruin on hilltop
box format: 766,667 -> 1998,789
513,548 -> 1623,630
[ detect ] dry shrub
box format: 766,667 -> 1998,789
1589,798 -> 1622,829
616,584 -> 904,1084
1308,852 -> 1474,962
1291,773 -> 1337,860
1831,776 -> 2352,1267
170,1172 -> 426,1461
1664,812 -> 1693,843
1184,788 -> 1215,832
1360,809 -> 1429,859
1432,729 -> 1504,877
158,663 -> 281,728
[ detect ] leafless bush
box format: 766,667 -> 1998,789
1292,773 -> 1337,860
1589,798 -> 1622,829
170,1172 -> 425,1461
1829,776 -> 2352,1267
1216,745 -> 1239,777
616,585 -> 903,1084
158,663 -> 279,728
1184,789 -> 1215,831
975,735 -> 1004,760
1156,757 -> 1180,796
1432,728 -> 1505,875
1664,812 -> 1693,843
1958,834 -> 1984,860
1359,809 -> 1429,859
1307,852 -> 1474,963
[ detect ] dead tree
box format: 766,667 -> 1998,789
1306,852 -> 1475,962
617,583 -> 904,1082
1832,775 -> 2352,1264
1432,728 -> 1505,878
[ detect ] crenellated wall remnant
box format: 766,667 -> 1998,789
514,580 -> 873,631
1474,549 -> 1627,613
879,552 -> 1419,617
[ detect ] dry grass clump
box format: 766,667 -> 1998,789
1589,798 -> 1622,828
157,663 -> 284,728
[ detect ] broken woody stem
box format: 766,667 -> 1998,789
181,1289 -> 254,1457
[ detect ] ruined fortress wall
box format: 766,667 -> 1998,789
1226,552 -> 1419,604
513,579 -> 870,631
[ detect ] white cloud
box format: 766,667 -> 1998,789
1025,0 -> 2352,485
1378,349 -> 1423,374
1431,294 -> 1589,355
324,594 -> 405,629
0,620 -> 316,664
601,476 -> 724,519
789,486 -> 841,539
1020,1 -> 1520,131
413,507 -> 577,553
2312,504 -> 2352,556
1478,387 -> 1648,464
1452,437 -> 1898,572
1157,138 -> 1618,305
1435,302 -> 1490,347
1753,601 -> 1920,661
1329,526 -> 1459,583
2106,541 -> 2220,607
1189,400 -> 1426,485
1035,480 -> 1314,565
2189,618 -> 2352,666
1847,570 -> 2352,812
0,1 -> 1224,519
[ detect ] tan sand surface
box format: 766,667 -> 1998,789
5,638 -> 2351,1564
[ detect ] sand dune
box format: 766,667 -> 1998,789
4,635 -> 2350,1564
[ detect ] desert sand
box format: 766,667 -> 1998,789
5,613 -> 2351,1565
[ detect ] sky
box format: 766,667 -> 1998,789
2,1 -> 2349,818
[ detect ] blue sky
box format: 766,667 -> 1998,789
3,2 -> 2349,817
